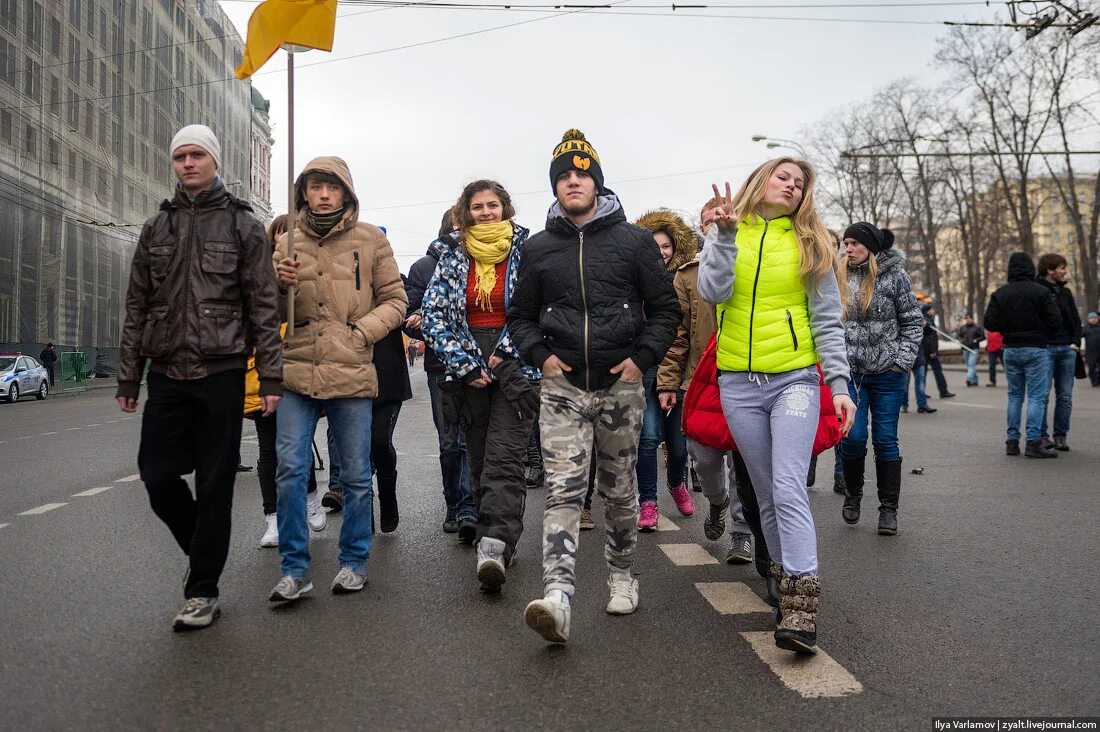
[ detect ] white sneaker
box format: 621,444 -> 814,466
476,537 -> 506,592
606,572 -> 639,615
259,514 -> 278,548
306,491 -> 327,532
524,589 -> 571,643
332,566 -> 367,594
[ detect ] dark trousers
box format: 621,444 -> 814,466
138,369 -> 244,599
253,413 -> 315,515
46,365 -> 55,386
1088,350 -> 1100,386
988,350 -> 1003,385
730,452 -> 771,580
464,382 -> 536,561
425,373 -> 476,519
928,355 -> 951,396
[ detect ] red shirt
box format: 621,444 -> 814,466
986,331 -> 1003,352
466,262 -> 507,328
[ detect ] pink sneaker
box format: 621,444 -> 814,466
669,482 -> 694,516
637,501 -> 659,532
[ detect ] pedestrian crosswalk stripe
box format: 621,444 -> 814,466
740,631 -> 863,698
72,487 -> 112,497
116,474 -> 141,482
0,523 -> 8,529
18,503 -> 67,516
658,543 -> 719,566
696,582 -> 772,614
656,514 -> 680,532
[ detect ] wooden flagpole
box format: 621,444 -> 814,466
285,50 -> 297,335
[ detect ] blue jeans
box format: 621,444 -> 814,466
1041,345 -> 1076,438
636,376 -> 688,504
964,349 -> 980,385
1003,347 -> 1051,443
833,445 -> 843,476
276,391 -> 374,578
841,370 -> 907,462
903,365 -> 929,410
425,373 -> 476,520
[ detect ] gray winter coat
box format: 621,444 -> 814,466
843,247 -> 923,374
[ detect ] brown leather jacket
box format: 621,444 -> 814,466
657,259 -> 717,392
116,183 -> 283,399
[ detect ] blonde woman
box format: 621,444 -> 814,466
697,159 -> 855,655
836,223 -> 922,535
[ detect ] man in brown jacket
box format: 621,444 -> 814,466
268,156 -> 407,602
117,124 -> 283,631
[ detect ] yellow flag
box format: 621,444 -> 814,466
235,0 -> 337,80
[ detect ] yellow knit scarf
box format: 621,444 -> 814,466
464,221 -> 513,311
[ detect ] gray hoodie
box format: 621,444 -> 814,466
842,247 -> 923,375
697,223 -> 850,397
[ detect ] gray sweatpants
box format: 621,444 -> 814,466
718,367 -> 820,576
686,438 -> 749,535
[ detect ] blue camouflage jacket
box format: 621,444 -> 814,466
422,223 -> 540,383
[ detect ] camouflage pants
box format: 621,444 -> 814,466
538,374 -> 646,597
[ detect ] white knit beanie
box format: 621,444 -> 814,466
170,124 -> 222,170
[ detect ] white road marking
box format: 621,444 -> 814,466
66,427 -> 81,431
43,431 -> 57,435
741,631 -> 863,698
658,543 -> 719,566
0,523 -> 9,529
656,514 -> 681,532
696,582 -> 772,614
18,502 -> 67,515
116,474 -> 141,482
86,423 -> 101,427
72,487 -> 112,497
17,436 -> 31,440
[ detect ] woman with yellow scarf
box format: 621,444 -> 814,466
422,180 -> 540,595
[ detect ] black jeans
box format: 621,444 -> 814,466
928,355 -> 951,396
138,369 -> 244,599
253,413 -> 315,515
988,350 -> 1003,385
463,382 -> 536,561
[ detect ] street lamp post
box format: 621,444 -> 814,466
751,134 -> 808,157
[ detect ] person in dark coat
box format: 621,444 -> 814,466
1085,312 -> 1100,387
39,343 -> 57,386
921,304 -> 955,399
1035,253 -> 1083,450
983,252 -> 1061,458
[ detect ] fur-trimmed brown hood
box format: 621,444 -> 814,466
635,209 -> 697,273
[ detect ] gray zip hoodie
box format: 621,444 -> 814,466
697,222 -> 850,397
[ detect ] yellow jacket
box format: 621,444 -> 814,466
245,322 -> 288,415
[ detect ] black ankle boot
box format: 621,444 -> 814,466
875,458 -> 902,536
378,473 -> 399,533
841,456 -> 865,525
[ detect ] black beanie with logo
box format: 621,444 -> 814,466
550,129 -> 604,193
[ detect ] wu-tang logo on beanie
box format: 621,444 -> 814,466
550,129 -> 605,192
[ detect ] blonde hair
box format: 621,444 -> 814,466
729,157 -> 836,287
837,252 -> 878,317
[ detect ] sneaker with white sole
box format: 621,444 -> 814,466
269,575 -> 313,602
726,532 -> 753,564
524,589 -> 571,643
172,597 -> 220,631
331,567 -> 367,594
306,492 -> 327,532
606,572 -> 639,615
259,514 -> 278,548
476,537 -> 507,593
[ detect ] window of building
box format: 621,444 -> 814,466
23,57 -> 41,101
25,124 -> 37,158
68,150 -> 77,180
85,50 -> 93,86
27,1 -> 43,51
99,9 -> 107,47
66,87 -> 78,127
50,16 -> 62,57
48,136 -> 59,165
84,100 -> 93,137
0,0 -> 16,31
99,60 -> 107,95
82,158 -> 92,188
0,110 -> 11,143
86,4 -> 94,39
0,37 -> 14,89
99,110 -> 108,146
141,8 -> 152,45
67,35 -> 78,82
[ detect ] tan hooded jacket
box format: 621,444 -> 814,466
274,156 -> 408,399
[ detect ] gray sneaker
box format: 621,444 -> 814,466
332,567 -> 368,594
269,575 -> 313,602
476,537 -> 507,593
726,532 -> 753,565
173,597 -> 220,631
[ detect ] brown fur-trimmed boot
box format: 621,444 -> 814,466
774,574 -> 820,655
766,562 -> 784,610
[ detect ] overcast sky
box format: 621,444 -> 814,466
218,0 -> 1003,272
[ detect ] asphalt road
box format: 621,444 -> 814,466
1,370 -> 1098,729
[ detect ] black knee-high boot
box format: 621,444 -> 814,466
876,458 -> 902,536
841,456 -> 865,525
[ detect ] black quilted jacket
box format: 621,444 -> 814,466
508,192 -> 680,392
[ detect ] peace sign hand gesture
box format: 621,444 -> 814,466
710,182 -> 736,232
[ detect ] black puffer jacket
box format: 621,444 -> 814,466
508,191 -> 680,392
1035,277 -> 1082,346
403,239 -> 453,374
983,252 -> 1060,348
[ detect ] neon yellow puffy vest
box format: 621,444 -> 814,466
715,216 -> 818,373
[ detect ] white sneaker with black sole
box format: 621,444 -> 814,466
269,575 -> 313,602
173,597 -> 220,631
476,537 -> 507,592
306,492 -> 327,532
606,572 -> 639,615
331,567 -> 367,594
524,589 -> 571,643
259,514 -> 278,548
